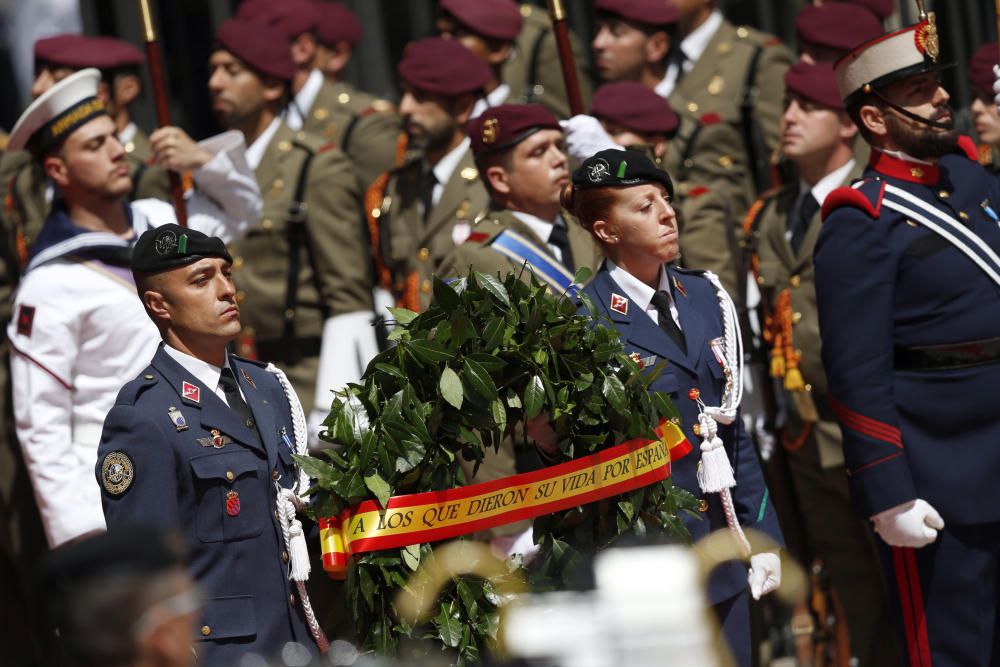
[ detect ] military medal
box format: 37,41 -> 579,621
280,426 -> 294,452
981,199 -> 999,225
168,406 -> 188,432
240,368 -> 256,389
226,490 -> 241,517
197,429 -> 231,449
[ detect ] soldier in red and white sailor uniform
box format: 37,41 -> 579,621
6,69 -> 260,548
815,10 -> 1000,666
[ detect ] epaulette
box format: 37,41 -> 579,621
956,135 -> 979,162
118,369 -> 159,405
290,130 -> 327,153
821,180 -> 884,221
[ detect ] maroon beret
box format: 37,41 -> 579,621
828,0 -> 894,20
594,0 -> 679,27
589,81 -> 679,136
468,103 -> 561,157
34,34 -> 145,71
314,2 -> 362,46
785,61 -> 843,110
214,18 -> 296,82
969,43 -> 997,98
398,38 -> 492,96
236,0 -> 320,40
796,4 -> 882,54
439,0 -> 524,42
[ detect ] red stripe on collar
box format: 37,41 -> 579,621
868,150 -> 939,185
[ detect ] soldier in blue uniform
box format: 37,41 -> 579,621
97,225 -> 324,667
816,10 -> 1000,666
564,148 -> 783,667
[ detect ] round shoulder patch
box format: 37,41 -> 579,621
102,451 -> 134,495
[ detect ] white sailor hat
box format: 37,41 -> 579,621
8,68 -> 109,153
835,12 -> 944,108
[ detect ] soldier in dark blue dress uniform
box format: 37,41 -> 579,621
564,149 -> 783,667
96,225 -> 324,667
816,9 -> 1000,666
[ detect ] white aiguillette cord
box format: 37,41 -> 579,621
694,272 -> 752,558
267,363 -> 330,653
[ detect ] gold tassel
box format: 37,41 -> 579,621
784,367 -> 805,392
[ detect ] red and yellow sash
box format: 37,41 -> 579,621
320,420 -> 691,577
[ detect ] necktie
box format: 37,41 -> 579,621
790,192 -> 820,254
650,290 -> 686,354
420,169 -> 437,222
220,368 -> 255,430
669,46 -> 689,85
548,224 -> 575,272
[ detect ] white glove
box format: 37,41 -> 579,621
559,114 -> 623,162
871,499 -> 944,548
747,552 -> 781,600
994,65 -> 1000,113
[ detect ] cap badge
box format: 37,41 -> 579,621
101,451 -> 134,495
182,381 -> 200,403
610,293 -> 629,315
914,13 -> 939,63
154,230 -> 178,256
168,406 -> 188,432
482,117 -> 499,144
587,157 -> 611,183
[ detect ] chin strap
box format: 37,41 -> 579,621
871,88 -> 953,131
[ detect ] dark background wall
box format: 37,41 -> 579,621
3,0 -> 996,139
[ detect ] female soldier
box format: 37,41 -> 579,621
562,148 -> 783,667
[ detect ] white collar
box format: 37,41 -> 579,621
680,9 -> 724,64
118,122 -> 137,145
511,210 -> 562,244
471,84 -> 510,119
287,69 -> 325,131
877,146 -> 935,166
605,258 -> 672,313
164,344 -> 230,394
801,158 -> 856,206
245,117 -> 283,171
431,137 -> 471,188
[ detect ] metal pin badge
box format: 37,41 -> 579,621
168,406 -> 188,432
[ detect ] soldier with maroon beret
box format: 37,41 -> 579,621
371,37 -> 491,312
795,3 -> 883,65
744,61 -> 899,666
969,43 -> 1000,173
829,0 -> 895,23
435,0 -> 592,119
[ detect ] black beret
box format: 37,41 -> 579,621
572,148 -> 673,198
132,224 -> 232,274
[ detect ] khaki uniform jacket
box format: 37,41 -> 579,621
230,122 -> 369,407
502,4 -> 592,119
299,80 -> 400,191
378,147 -> 489,311
748,160 -> 864,468
440,207 -> 598,287
672,18 -> 792,153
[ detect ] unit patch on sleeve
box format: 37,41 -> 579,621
16,305 -> 35,337
101,451 -> 134,495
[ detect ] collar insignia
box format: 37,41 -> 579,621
181,381 -> 200,403
610,293 -> 629,315
673,276 -> 687,298
240,368 -> 256,389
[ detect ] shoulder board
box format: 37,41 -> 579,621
821,181 -> 884,221
230,354 -> 269,368
700,112 -> 722,126
291,130 -> 328,153
118,369 -> 159,405
956,135 -> 979,162
362,99 -> 395,116
673,266 -> 708,277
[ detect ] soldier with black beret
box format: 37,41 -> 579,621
99,224 -> 324,667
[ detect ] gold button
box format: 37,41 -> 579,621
938,190 -> 950,199
314,108 -> 330,120
736,26 -> 749,38
261,218 -> 273,230
144,374 -> 154,380
959,211 -> 970,220
693,423 -> 701,436
707,75 -> 723,96
789,275 -> 801,287
338,92 -> 351,104
225,471 -> 235,482
687,102 -> 699,114
272,178 -> 284,191
289,594 -> 296,606
698,499 -> 709,513
805,384 -> 813,392
232,256 -> 244,270
284,308 -> 295,320
278,140 -> 292,152
272,469 -> 280,481
201,626 -> 211,636
235,290 -> 246,303
296,131 -> 307,141
756,275 -> 765,285
460,167 -> 478,181
792,311 -> 802,324
371,207 -> 381,218
417,247 -> 430,261
124,141 -> 135,153
274,509 -> 280,520
718,42 -> 732,54
718,155 -> 733,168
282,550 -> 290,563
421,279 -> 431,294
246,419 -> 255,429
